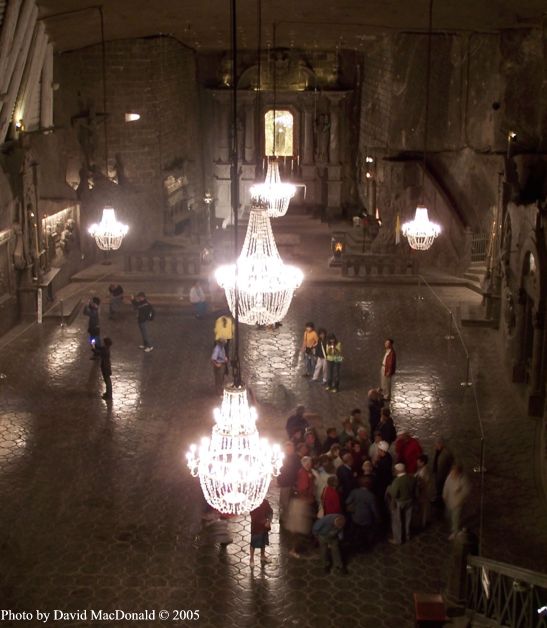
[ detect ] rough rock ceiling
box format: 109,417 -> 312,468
37,0 -> 546,52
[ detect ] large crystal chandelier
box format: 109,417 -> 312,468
186,386 -> 283,514
250,157 -> 296,218
89,207 -> 129,251
402,206 -> 441,251
215,204 -> 303,325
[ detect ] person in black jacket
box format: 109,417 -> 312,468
131,292 -> 154,352
285,405 -> 309,439
83,296 -> 101,358
368,388 -> 384,436
100,337 -> 113,400
336,453 -> 357,507
378,407 -> 397,444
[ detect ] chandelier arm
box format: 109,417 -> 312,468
254,0 -> 262,177
421,0 -> 434,202
99,6 -> 108,179
272,22 -> 277,158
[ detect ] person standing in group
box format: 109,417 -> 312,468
368,388 -> 384,436
346,476 -> 380,551
386,463 -> 416,544
214,314 -> 234,362
415,454 -> 434,528
286,456 -> 316,558
277,441 -> 301,526
325,334 -> 343,392
99,337 -> 113,401
190,281 -> 207,319
380,338 -> 397,401
131,292 -> 155,352
432,437 -> 455,503
249,498 -> 273,566
312,328 -> 328,384
395,431 -> 423,474
83,296 -> 102,358
312,514 -> 347,575
300,322 -> 318,377
211,339 -> 228,396
108,283 -> 124,320
442,464 -> 471,540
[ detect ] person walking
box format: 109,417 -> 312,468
108,283 -> 124,319
312,328 -> 328,383
189,281 -> 207,318
300,322 -> 318,377
325,334 -> 343,392
214,314 -> 234,362
312,514 -> 347,574
249,498 -> 273,566
99,337 -> 113,401
380,338 -> 396,401
386,463 -> 416,544
83,296 -> 101,357
442,464 -> 471,540
211,339 -> 228,396
131,292 -> 155,352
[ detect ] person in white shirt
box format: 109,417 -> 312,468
189,281 -> 207,318
442,464 -> 471,540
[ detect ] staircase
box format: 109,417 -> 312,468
464,261 -> 487,294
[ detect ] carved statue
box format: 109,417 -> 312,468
314,113 -> 330,163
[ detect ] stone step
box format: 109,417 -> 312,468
43,295 -> 82,325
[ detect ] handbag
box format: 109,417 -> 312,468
263,518 -> 271,531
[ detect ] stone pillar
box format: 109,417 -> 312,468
244,104 -> 254,164
213,92 -> 230,163
327,94 -> 344,165
302,106 -> 314,165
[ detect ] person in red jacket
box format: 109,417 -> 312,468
321,475 -> 342,515
395,431 -> 423,474
380,338 -> 397,401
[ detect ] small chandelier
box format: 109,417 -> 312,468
250,158 -> 296,218
215,204 -> 303,325
186,386 -> 283,514
402,206 -> 441,251
89,206 -> 129,251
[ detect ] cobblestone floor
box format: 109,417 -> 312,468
0,283 -> 545,628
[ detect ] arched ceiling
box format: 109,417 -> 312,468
37,0 -> 547,52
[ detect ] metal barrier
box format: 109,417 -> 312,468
466,555 -> 547,628
416,275 -> 486,551
471,232 -> 489,262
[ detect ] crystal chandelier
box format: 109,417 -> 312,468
401,206 -> 441,251
215,204 -> 303,325
186,386 -> 283,514
89,207 -> 129,251
250,157 -> 296,218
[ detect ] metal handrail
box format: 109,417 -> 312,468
416,274 -> 486,553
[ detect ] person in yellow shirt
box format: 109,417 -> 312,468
301,321 -> 319,378
214,315 -> 234,366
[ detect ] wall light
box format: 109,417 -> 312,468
125,113 -> 140,122
15,119 -> 25,131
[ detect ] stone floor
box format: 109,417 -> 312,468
0,281 -> 546,628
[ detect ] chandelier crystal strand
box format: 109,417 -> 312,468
186,386 -> 283,514
88,207 -> 129,251
250,157 -> 296,218
401,206 -> 441,251
215,204 -> 303,325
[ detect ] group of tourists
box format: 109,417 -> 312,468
300,322 -> 344,392
249,397 -> 471,573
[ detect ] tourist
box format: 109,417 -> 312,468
373,441 -> 393,505
286,456 -> 315,558
131,292 -> 155,352
99,337 -> 113,401
321,475 -> 342,516
433,437 -> 455,503
211,339 -> 228,395
351,441 -> 366,476
369,431 -> 383,463
312,327 -> 328,383
325,333 -> 343,392
108,283 -> 124,319
378,407 -> 397,444
249,498 -> 273,566
349,408 -> 364,429
312,514 -> 347,574
415,454 -> 434,528
277,441 -> 301,526
213,314 -> 234,365
386,463 -> 416,544
368,388 -> 384,436
83,296 -> 101,357
285,405 -> 310,439
395,431 -> 423,474
346,476 -> 380,551
328,443 -> 343,469
301,322 -> 318,377
322,427 -> 339,453
338,419 -> 355,447
442,464 -> 471,540
356,426 -> 371,454
189,280 -> 207,318
380,338 -> 397,401
336,453 -> 357,506
313,455 -> 335,508
304,428 -> 321,458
